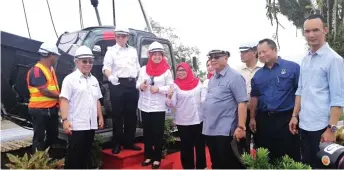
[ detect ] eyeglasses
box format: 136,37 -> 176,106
208,54 -> 225,60
81,59 -> 94,64
116,35 -> 128,39
177,69 -> 186,72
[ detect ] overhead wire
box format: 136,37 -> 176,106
21,0 -> 31,39
79,0 -> 84,29
46,0 -> 58,38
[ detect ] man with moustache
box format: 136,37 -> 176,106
237,41 -> 263,152
289,14 -> 344,168
250,39 -> 300,162
60,46 -> 104,168
202,49 -> 247,169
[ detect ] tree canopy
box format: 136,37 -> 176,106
266,0 -> 344,57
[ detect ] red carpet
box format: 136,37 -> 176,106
165,147 -> 212,169
101,143 -> 213,169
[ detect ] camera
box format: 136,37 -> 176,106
316,142 -> 344,169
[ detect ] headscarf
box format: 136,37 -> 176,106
174,62 -> 199,91
146,53 -> 170,76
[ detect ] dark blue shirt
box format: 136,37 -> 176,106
250,57 -> 300,112
28,67 -> 47,88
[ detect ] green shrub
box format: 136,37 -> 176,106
91,134 -> 105,168
5,147 -> 64,169
241,147 -> 311,169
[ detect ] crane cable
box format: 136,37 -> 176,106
79,0 -> 84,29
21,0 -> 31,39
46,0 -> 58,38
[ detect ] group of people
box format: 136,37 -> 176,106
26,13 -> 344,169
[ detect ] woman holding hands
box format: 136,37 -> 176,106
166,62 -> 206,169
136,41 -> 173,169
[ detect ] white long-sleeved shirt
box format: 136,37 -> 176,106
136,66 -> 174,112
102,44 -> 141,82
166,81 -> 204,126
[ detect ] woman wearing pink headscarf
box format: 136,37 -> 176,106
166,62 -> 206,169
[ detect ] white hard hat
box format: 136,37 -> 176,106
74,46 -> 94,59
38,42 -> 60,56
114,26 -> 129,35
239,41 -> 257,52
148,41 -> 164,53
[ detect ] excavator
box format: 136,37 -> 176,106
1,0 -> 194,142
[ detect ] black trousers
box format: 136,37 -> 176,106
65,130 -> 95,169
142,111 -> 165,161
207,136 -> 244,169
110,79 -> 138,147
30,107 -> 58,152
300,128 -> 326,169
255,110 -> 300,162
177,123 -> 206,169
245,109 -> 252,152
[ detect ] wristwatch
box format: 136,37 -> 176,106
61,118 -> 68,123
327,124 -> 338,132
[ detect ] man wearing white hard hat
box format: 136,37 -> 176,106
60,45 -> 104,168
27,42 -> 61,152
237,41 -> 263,152
102,27 -> 142,154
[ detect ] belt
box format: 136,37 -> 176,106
262,109 -> 293,116
118,77 -> 136,81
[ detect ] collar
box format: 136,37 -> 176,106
241,61 -> 264,70
263,56 -> 282,69
76,69 -> 92,78
308,42 -> 329,56
216,65 -> 230,77
114,43 -> 128,49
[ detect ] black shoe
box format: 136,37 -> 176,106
112,145 -> 121,154
123,144 -> 142,151
152,161 -> 161,169
141,159 -> 153,167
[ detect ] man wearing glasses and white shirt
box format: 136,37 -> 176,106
60,46 -> 104,169
102,27 -> 142,154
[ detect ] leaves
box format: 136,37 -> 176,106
241,147 -> 310,169
5,148 -> 65,169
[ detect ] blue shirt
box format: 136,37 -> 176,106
202,65 -> 248,136
296,43 -> 344,131
251,57 -> 300,112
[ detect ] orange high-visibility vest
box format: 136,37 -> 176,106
27,62 -> 59,108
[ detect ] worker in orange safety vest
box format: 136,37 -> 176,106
26,42 -> 61,152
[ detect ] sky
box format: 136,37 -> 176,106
0,0 -> 308,71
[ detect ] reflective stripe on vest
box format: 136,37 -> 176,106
27,62 -> 59,108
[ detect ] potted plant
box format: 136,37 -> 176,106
5,147 -> 65,169
162,118 -> 177,158
241,147 -> 311,169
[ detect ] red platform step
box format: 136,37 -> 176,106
125,159 -> 174,169
101,143 -> 145,169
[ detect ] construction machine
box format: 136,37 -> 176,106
0,0 -> 187,142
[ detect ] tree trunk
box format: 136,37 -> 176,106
333,0 -> 338,38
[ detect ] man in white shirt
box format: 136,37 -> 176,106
60,46 -> 104,169
237,41 -> 263,152
102,27 -> 141,154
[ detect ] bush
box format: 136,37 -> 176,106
91,134 -> 105,168
241,147 -> 311,169
162,118 -> 176,151
5,147 -> 64,169
336,127 -> 344,145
